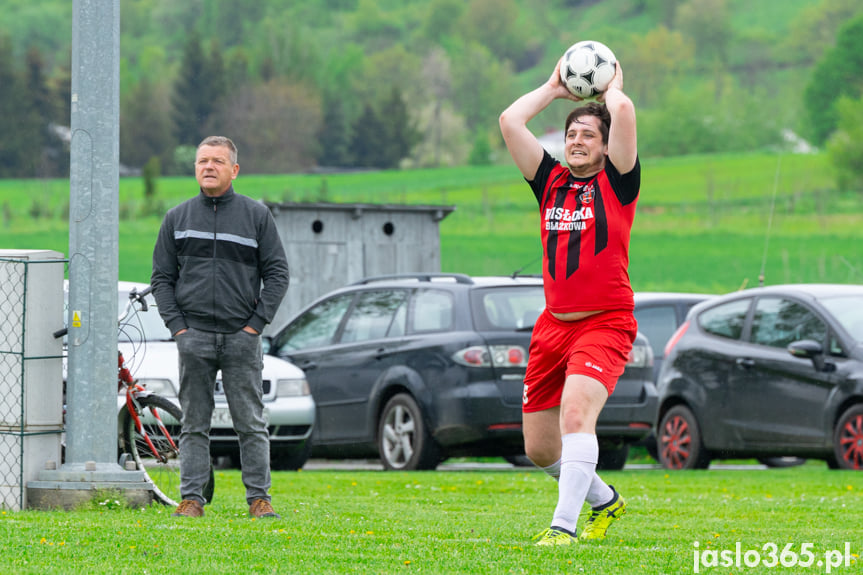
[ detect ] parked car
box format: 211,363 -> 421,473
265,273 -> 657,471
633,292 -> 715,382
632,292 -> 714,459
110,282 -> 316,470
655,283 -> 863,470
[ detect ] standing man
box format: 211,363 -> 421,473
499,57 -> 639,545
151,136 -> 290,519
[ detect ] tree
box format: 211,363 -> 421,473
623,26 -> 694,107
802,12 -> 863,146
317,95 -> 353,168
172,32 -> 225,146
207,80 -> 322,174
121,77 -> 174,170
0,36 -> 42,177
826,96 -> 863,192
379,86 -> 419,169
350,103 -> 387,169
675,0 -> 731,68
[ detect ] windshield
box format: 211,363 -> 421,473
118,291 -> 173,342
819,295 -> 863,344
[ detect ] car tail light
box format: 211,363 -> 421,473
664,321 -> 690,358
452,345 -> 528,368
626,342 -> 653,367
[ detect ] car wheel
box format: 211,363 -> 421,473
378,393 -> 440,471
271,439 -> 313,471
657,405 -> 710,470
832,404 -> 863,470
597,445 -> 629,471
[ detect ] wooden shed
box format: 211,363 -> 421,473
265,201 -> 456,332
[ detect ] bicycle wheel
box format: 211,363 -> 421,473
121,394 -> 183,506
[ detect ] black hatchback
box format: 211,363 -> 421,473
656,283 -> 863,470
266,273 -> 656,470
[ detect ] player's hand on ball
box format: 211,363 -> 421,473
598,62 -> 623,102
551,58 -> 583,102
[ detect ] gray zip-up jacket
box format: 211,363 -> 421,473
151,186 -> 289,335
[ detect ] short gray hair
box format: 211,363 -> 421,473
198,136 -> 238,165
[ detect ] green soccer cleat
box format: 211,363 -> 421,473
579,486 -> 626,540
533,527 -> 577,546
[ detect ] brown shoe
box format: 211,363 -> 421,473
172,499 -> 204,517
249,498 -> 280,519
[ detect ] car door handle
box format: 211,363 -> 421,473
735,357 -> 755,369
298,361 -> 318,371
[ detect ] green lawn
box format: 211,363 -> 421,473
1,465 -> 859,574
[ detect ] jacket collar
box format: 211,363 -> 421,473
198,185 -> 236,205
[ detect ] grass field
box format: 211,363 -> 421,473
1,465 -> 860,574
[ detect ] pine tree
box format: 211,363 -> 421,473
317,95 -> 352,167
171,31 -> 222,146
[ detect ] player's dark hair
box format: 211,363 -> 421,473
564,102 -> 611,144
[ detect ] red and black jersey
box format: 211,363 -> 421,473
528,150 -> 640,313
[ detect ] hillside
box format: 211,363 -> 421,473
1,0 -> 860,178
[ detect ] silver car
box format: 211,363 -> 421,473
115,282 -> 315,470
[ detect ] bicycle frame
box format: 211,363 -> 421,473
118,351 -> 179,463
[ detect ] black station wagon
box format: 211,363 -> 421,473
266,274 -> 656,470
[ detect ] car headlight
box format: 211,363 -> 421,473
276,378 -> 310,397
132,378 -> 177,397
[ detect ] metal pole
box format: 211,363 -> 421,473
65,0 -> 121,468
27,0 -> 152,508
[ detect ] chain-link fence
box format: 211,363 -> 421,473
0,256 -> 66,510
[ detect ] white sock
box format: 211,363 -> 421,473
541,459 -> 561,481
550,433 -> 597,534
585,473 -> 614,508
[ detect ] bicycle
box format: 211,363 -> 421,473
55,285 -> 212,506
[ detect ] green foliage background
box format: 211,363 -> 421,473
2,0 -> 863,175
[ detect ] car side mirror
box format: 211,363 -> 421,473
787,339 -> 835,373
261,336 -> 272,355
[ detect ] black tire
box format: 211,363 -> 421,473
832,404 -> 863,470
597,445 -> 630,471
121,394 -> 213,506
271,439 -> 313,471
377,393 -> 440,471
657,405 -> 710,470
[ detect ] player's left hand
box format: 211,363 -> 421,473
598,62 -> 623,102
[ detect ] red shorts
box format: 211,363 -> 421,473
522,309 -> 637,413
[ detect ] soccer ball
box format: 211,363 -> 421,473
559,41 -> 617,99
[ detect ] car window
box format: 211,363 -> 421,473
750,297 -> 827,349
340,289 -> 409,343
634,305 -> 678,358
472,286 -> 545,330
273,293 -> 353,352
698,298 -> 751,340
410,289 -> 454,333
819,295 -> 863,344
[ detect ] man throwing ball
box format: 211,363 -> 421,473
499,53 -> 639,546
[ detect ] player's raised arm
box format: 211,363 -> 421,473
600,62 -> 637,174
500,58 -> 581,180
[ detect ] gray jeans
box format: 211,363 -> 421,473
175,327 -> 271,505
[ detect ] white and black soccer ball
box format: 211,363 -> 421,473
559,41 -> 617,99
